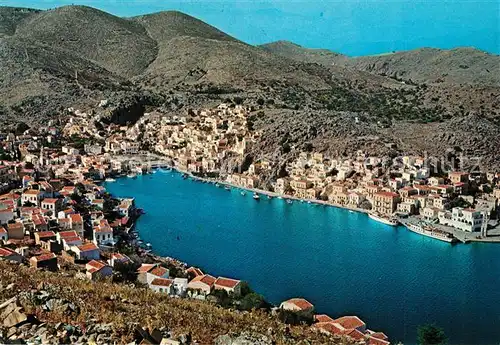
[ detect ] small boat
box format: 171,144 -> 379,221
277,196 -> 283,200
307,201 -> 312,204
368,213 -> 399,226
105,178 -> 116,182
224,186 -> 231,191
241,191 -> 246,196
286,199 -> 293,204
182,174 -> 189,180
146,243 -> 152,248
253,193 -> 260,200
267,195 -> 273,200
127,173 -> 137,179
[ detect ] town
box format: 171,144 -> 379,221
1,100 -> 500,343
0,102 -> 393,344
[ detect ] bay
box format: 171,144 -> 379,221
106,171 -> 500,345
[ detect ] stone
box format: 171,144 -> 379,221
3,308 -> 28,328
0,297 -> 17,310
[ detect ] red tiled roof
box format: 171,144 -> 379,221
187,266 -> 203,277
0,226 -> 7,234
283,298 -> 314,310
78,243 -> 98,252
368,336 -> 390,345
36,231 -> 56,238
215,277 -> 240,289
87,260 -> 107,271
31,253 -> 56,262
151,278 -> 173,287
0,247 -> 16,257
42,198 -> 59,204
59,231 -> 78,238
63,236 -> 82,244
70,214 -> 83,223
313,322 -> 344,334
150,266 -> 169,277
190,274 -> 216,286
314,314 -> 334,323
374,191 -> 399,198
7,223 -> 22,230
345,328 -> 366,340
370,332 -> 388,340
333,316 -> 366,330
137,264 -> 156,273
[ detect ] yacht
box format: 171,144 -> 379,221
368,213 -> 399,226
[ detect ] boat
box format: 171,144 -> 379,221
224,185 -> 231,191
368,213 -> 399,226
267,195 -> 273,200
253,193 -> 260,200
277,196 -> 283,200
241,191 -> 247,196
105,178 -> 116,182
404,222 -> 457,243
286,199 -> 293,204
127,173 -> 137,179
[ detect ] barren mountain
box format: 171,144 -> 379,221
0,5 -> 499,169
261,41 -> 500,86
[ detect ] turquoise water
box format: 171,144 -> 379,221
8,0 -> 500,56
106,172 -> 500,345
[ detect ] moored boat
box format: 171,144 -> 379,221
404,222 -> 457,243
105,178 -> 116,182
241,191 -> 246,196
224,185 -> 231,191
368,213 -> 399,226
253,193 -> 260,200
127,173 -> 137,179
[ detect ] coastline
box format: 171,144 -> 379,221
110,163 -> 500,245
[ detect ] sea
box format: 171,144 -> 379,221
105,172 -> 500,345
5,0 -> 499,56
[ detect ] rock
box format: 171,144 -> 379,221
0,297 -> 17,310
178,333 -> 191,344
3,308 -> 28,328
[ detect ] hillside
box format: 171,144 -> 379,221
0,5 -> 499,169
261,41 -> 500,86
0,261 -> 349,344
344,47 -> 500,86
14,5 -> 158,78
260,40 -> 348,66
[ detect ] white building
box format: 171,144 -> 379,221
438,207 -> 484,232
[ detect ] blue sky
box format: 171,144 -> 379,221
1,0 -> 498,56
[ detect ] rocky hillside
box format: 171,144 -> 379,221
0,261 -> 349,344
260,41 -> 500,86
0,5 -> 499,169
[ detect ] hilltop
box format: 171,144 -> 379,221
0,5 -> 499,169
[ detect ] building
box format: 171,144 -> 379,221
372,192 -> 400,215
0,227 -> 8,242
150,278 -> 174,294
34,231 -> 57,245
41,198 -> 62,212
21,190 -> 41,206
72,242 -> 100,261
107,253 -> 131,267
438,207 -> 484,232
85,260 -> 113,280
214,277 -> 242,297
187,274 -> 216,297
0,247 -> 23,262
280,298 -> 315,322
30,253 -> 58,271
7,222 -> 24,239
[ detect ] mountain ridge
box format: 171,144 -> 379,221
1,4 -> 499,169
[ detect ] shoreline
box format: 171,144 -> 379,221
108,164 -> 500,245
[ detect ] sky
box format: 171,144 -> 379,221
1,0 -> 499,56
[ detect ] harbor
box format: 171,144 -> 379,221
104,171 -> 500,345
